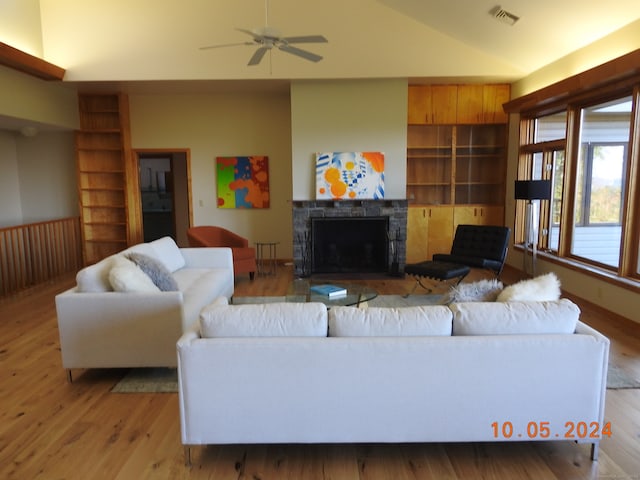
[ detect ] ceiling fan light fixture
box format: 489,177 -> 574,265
490,6 -> 520,26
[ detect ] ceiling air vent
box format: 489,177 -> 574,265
491,6 -> 520,26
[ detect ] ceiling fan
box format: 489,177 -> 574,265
200,0 -> 328,66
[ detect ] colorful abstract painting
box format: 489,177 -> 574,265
315,152 -> 385,200
216,156 -> 270,208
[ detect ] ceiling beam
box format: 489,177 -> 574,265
0,42 -> 65,81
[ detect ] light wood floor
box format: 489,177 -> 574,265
1,265 -> 639,480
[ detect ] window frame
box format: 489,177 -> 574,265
511,75 -> 640,286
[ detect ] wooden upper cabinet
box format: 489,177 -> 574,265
408,85 -> 432,124
408,85 -> 457,124
409,84 -> 509,125
482,84 -> 510,123
456,84 -> 510,124
456,85 -> 484,124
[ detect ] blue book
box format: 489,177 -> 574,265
310,284 -> 347,298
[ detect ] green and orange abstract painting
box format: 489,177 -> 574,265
216,156 -> 270,209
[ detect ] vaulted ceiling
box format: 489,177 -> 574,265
21,0 -> 639,85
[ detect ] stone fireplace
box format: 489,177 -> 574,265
292,200 -> 407,277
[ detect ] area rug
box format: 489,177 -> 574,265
111,367 -> 178,393
606,363 -> 640,389
111,363 -> 639,393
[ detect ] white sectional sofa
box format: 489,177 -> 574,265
56,237 -> 234,378
177,298 -> 609,465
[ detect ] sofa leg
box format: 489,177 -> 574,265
184,445 -> 195,467
249,271 -> 255,280
590,442 -> 599,461
66,369 -> 73,383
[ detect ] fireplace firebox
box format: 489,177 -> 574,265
311,216 -> 389,274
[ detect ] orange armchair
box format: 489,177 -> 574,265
186,226 -> 257,280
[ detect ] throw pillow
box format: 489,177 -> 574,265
126,252 -> 179,291
448,278 -> 503,303
108,255 -> 160,293
496,272 -> 561,302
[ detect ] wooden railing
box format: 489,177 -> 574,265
0,217 -> 82,297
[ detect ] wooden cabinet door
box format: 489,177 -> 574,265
407,85 -> 432,124
482,85 -> 510,123
426,206 -> 454,259
406,207 -> 429,263
431,86 -> 458,124
456,85 -> 484,124
454,205 -> 504,229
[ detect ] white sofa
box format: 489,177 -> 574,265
56,237 -> 234,378
177,298 -> 610,465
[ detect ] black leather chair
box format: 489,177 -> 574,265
404,224 -> 511,295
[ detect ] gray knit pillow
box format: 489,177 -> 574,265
126,252 -> 179,292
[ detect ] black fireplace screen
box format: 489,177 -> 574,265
310,216 -> 389,273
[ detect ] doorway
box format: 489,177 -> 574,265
136,150 -> 192,247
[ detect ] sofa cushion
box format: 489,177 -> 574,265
76,256 -> 116,292
179,269 -> 234,330
149,236 -> 186,272
328,305 -> 452,337
127,252 -> 179,291
496,272 -> 561,302
108,255 -> 161,293
451,299 -> 579,335
200,302 -> 328,337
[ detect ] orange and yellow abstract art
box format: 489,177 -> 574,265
316,152 -> 385,200
217,156 -> 270,208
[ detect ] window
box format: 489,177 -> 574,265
517,94 -> 638,283
571,98 -> 631,268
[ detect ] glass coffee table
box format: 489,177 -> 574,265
287,279 -> 377,307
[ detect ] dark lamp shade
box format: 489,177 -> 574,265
514,180 -> 552,200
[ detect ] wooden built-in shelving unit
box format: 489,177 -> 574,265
76,94 -> 141,265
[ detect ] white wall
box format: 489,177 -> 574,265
129,90 -> 294,256
291,79 -> 408,200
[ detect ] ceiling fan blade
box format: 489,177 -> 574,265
200,42 -> 252,50
248,47 -> 270,66
282,35 -> 328,44
236,28 -> 262,42
278,44 -> 323,62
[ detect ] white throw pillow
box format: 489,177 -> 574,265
451,299 -> 579,335
496,272 -> 561,302
329,305 -> 452,337
200,302 -> 328,337
108,255 -> 160,293
150,236 -> 186,272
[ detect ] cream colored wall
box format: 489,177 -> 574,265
0,66 -> 78,130
0,132 -> 23,227
129,91 -> 294,257
0,0 -> 43,56
290,79 -> 408,200
512,18 -> 640,97
0,130 -> 76,227
506,32 -> 640,322
16,132 -> 77,223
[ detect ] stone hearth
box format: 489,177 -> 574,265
292,200 -> 407,277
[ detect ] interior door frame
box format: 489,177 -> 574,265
134,148 -> 193,246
